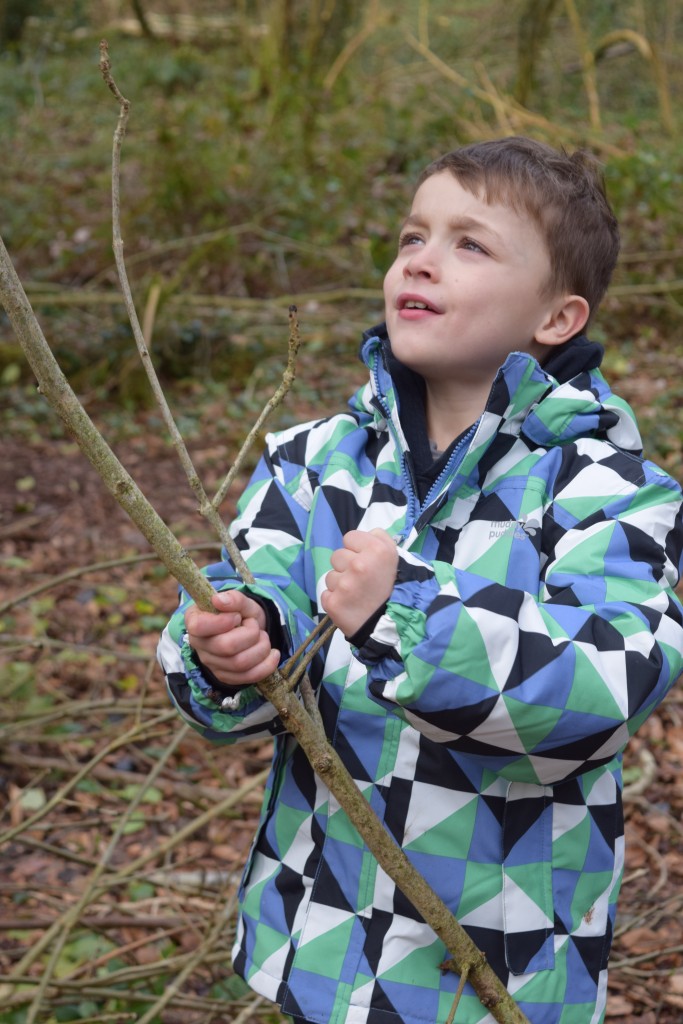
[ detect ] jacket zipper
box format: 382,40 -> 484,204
370,365 -> 420,532
416,422 -> 477,530
371,355 -> 477,540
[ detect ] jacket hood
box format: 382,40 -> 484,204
353,324 -> 643,457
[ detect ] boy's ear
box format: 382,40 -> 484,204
534,295 -> 590,348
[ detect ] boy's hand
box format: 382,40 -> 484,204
185,590 -> 280,688
321,529 -> 398,637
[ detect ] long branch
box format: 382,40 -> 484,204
252,666 -> 528,1021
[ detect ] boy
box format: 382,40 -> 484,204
158,137 -> 683,1024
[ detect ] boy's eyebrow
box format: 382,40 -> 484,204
401,212 -> 504,243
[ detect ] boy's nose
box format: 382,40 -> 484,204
403,246 -> 440,280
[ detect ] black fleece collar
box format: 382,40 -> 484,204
541,334 -> 604,382
362,325 -> 605,502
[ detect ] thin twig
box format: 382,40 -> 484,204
284,620 -> 337,691
298,673 -> 325,730
5,750 -> 247,806
0,698 -> 166,739
628,834 -> 669,896
0,543 -> 219,615
0,915 -> 199,932
282,613 -> 335,674
24,282 -> 382,309
6,835 -> 99,870
212,305 -> 302,509
445,961 -> 471,1024
0,633 -> 155,662
99,39 -> 252,580
610,944 -> 683,969
232,994 -> 267,1024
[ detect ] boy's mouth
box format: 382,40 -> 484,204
396,293 -> 442,318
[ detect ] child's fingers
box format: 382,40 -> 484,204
184,605 -> 241,638
212,645 -> 281,687
329,547 -> 353,573
195,628 -> 280,686
188,614 -> 257,655
215,630 -> 277,675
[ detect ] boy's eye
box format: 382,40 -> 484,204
460,237 -> 486,253
398,232 -> 423,250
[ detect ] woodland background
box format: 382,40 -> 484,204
1,1 -> 683,1022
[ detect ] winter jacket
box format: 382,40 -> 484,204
158,327 -> 683,1024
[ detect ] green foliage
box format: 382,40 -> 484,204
0,0 -> 678,444
0,0 -> 680,479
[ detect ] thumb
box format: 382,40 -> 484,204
212,589 -> 241,611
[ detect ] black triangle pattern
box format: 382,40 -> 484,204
310,856 -> 356,915
505,927 -> 552,976
503,793 -> 548,858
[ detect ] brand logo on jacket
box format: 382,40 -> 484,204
488,518 -> 538,541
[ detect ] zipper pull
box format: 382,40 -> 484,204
414,492 -> 449,533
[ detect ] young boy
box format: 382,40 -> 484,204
158,137 -> 683,1024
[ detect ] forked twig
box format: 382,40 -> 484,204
284,618 -> 337,691
100,40 -> 307,590
99,39 -> 253,583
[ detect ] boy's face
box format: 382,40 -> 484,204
383,172 -> 560,388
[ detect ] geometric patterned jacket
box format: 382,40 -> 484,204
158,327 -> 683,1024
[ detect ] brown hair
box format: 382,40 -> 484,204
417,136 -> 620,321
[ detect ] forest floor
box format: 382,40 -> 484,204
1,336 -> 683,1023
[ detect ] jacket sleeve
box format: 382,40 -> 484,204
157,426 -> 321,743
355,469 -> 683,784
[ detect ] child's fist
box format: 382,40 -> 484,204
321,528 -> 398,637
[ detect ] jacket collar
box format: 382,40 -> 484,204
357,323 -> 642,458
